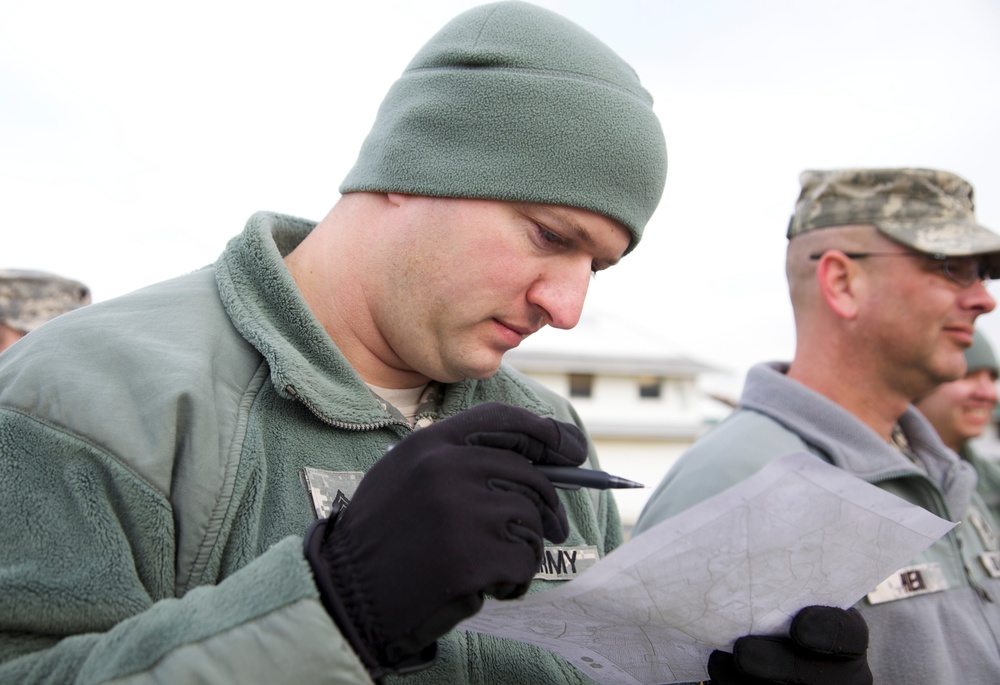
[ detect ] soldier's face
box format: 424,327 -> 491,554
916,367 -> 999,451
857,239 -> 995,397
370,195 -> 631,384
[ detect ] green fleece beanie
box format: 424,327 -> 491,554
339,0 -> 667,254
965,329 -> 999,374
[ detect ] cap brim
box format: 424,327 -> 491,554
877,219 -> 1000,257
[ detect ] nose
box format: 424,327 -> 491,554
971,369 -> 999,404
964,279 -> 996,314
527,262 -> 592,330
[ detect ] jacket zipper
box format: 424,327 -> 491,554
285,384 -> 411,433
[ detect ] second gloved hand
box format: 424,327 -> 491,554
304,402 -> 588,677
708,605 -> 872,685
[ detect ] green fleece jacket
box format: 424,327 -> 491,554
0,211 -> 622,684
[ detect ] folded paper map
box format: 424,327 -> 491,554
459,451 -> 955,684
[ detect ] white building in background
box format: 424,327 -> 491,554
505,311 -> 734,534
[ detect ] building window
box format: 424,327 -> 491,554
568,373 -> 594,398
638,376 -> 662,399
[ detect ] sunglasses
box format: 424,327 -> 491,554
808,251 -> 995,288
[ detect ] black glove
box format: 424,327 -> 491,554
304,402 -> 587,678
708,606 -> 872,685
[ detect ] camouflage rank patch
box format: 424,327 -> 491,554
303,467 -> 365,519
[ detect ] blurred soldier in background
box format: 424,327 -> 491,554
916,327 -> 1000,519
0,269 -> 90,352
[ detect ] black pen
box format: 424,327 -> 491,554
534,465 -> 644,490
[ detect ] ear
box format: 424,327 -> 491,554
815,250 -> 861,320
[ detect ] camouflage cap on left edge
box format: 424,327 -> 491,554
787,168 -> 1000,258
0,269 -> 91,333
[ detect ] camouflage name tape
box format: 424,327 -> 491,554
0,269 -> 91,333
787,168 -> 1000,257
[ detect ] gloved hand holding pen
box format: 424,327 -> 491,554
303,402 -> 587,679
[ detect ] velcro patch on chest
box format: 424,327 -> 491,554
980,552 -> 1000,578
968,510 -> 999,550
866,562 -> 948,605
303,467 -> 365,519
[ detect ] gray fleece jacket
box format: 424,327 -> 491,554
0,211 -> 621,684
635,362 -> 1000,684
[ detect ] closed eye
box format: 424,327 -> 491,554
533,221 -> 568,248
528,213 -> 618,278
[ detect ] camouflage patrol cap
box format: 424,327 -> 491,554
787,168 -> 1000,258
0,269 -> 91,333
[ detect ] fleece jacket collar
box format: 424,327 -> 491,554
741,361 -> 977,519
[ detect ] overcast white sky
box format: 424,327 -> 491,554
3,0 -> 999,397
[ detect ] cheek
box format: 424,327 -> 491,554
923,289 -> 961,323
917,387 -> 966,423
481,254 -> 536,290
942,385 -> 977,410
